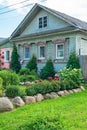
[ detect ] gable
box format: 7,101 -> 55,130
21,9 -> 70,36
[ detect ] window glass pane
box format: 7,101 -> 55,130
57,45 -> 64,58
25,47 -> 30,58
40,46 -> 45,58
43,16 -> 47,27
39,17 -> 42,28
6,51 -> 9,61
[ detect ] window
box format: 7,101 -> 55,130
25,47 -> 30,59
39,16 -> 47,28
5,50 -> 10,61
39,46 -> 45,59
56,44 -> 64,59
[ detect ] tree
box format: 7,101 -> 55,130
10,44 -> 21,73
66,52 -> 80,69
40,58 -> 55,79
26,54 -> 37,72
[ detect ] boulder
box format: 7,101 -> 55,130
25,82 -> 31,86
24,96 -> 36,104
12,96 -> 25,107
72,89 -> 80,93
68,90 -> 73,94
64,90 -> 69,95
36,94 -> 44,102
50,92 -> 59,98
80,86 -> 85,91
0,97 -> 14,112
44,93 -> 53,99
57,91 -> 65,96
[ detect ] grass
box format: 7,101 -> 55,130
0,87 -> 87,130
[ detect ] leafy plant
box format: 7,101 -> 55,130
19,68 -> 30,75
0,70 -> 19,89
26,54 -> 37,72
40,58 -> 55,79
6,85 -> 20,98
10,44 -> 21,73
66,52 -> 80,69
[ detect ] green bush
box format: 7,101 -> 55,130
19,87 -> 26,97
19,68 -> 30,75
0,77 -> 3,89
0,70 -> 19,89
10,44 -> 21,73
40,59 -> 55,79
26,54 -> 37,72
66,52 -> 80,69
58,68 -> 82,89
26,80 -> 60,96
6,85 -> 20,98
20,75 -> 38,82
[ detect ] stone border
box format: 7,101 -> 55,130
0,86 -> 85,112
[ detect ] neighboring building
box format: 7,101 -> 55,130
8,4 -> 87,71
0,38 -> 13,69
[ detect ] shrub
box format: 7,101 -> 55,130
40,59 -> 55,79
19,68 -> 30,75
58,68 -> 82,89
10,44 -> 21,73
26,80 -> 60,96
0,77 -> 3,90
66,52 -> 80,69
20,75 -> 38,82
0,70 -> 19,89
6,85 -> 20,98
19,87 -> 26,97
26,54 -> 37,72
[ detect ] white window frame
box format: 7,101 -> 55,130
4,50 -> 10,62
38,16 -> 48,29
24,47 -> 30,59
56,44 -> 64,59
38,45 -> 45,59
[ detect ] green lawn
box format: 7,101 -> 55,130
0,88 -> 87,130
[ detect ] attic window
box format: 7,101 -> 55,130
39,16 -> 47,28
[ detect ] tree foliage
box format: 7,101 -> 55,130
26,54 -> 37,72
10,44 -> 21,73
66,52 -> 80,69
40,58 -> 55,79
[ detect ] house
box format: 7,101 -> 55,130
10,3 -> 87,72
0,38 -> 13,69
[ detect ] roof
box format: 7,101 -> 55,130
0,38 -> 9,46
10,3 -> 87,39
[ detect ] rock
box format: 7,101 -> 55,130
12,96 -> 25,107
76,88 -> 82,92
19,82 -> 25,85
24,96 -> 36,104
80,86 -> 85,91
57,91 -> 65,96
50,92 -> 59,98
0,97 -> 14,112
44,93 -> 53,99
68,90 -> 73,94
25,82 -> 31,86
36,94 -> 44,102
72,89 -> 79,93
64,90 -> 69,95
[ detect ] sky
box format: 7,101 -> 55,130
0,0 -> 87,38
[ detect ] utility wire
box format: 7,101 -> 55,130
0,0 -> 47,15
0,3 -> 34,15
0,0 -> 31,10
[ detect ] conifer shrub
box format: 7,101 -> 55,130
26,54 -> 37,72
66,52 -> 80,69
40,59 -> 55,79
10,44 -> 21,73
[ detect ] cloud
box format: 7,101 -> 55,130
44,0 -> 87,21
